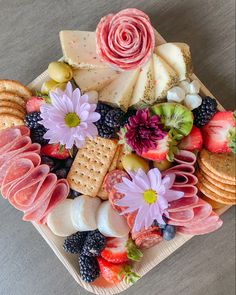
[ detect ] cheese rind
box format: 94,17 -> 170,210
98,69 -> 140,111
155,43 -> 193,81
153,53 -> 179,100
60,30 -> 108,69
130,57 -> 155,108
73,68 -> 119,92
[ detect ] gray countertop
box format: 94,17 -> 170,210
0,1 -> 235,295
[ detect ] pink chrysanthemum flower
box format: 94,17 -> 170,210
39,82 -> 100,149
115,168 -> 184,232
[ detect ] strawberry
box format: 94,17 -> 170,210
202,111 -> 236,154
41,143 -> 70,159
26,96 -> 45,113
141,134 -> 169,161
179,126 -> 203,151
97,257 -> 140,285
101,236 -> 143,264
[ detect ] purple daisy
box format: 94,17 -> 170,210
39,82 -> 101,149
114,168 -> 184,232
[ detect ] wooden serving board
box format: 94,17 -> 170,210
27,30 -> 230,294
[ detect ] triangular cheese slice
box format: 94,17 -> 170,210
73,68 -> 120,92
130,57 -> 155,108
155,43 -> 193,81
153,53 -> 179,100
60,31 -> 108,69
98,69 -> 140,111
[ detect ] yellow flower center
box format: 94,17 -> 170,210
64,112 -> 80,128
143,189 -> 157,204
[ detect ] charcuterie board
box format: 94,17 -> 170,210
24,30 -> 231,295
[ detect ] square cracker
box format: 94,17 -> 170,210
67,137 -> 118,197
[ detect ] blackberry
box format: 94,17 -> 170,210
79,254 -> 100,283
192,96 -> 217,127
69,189 -> 82,199
95,103 -> 112,120
95,121 -> 114,138
24,111 -> 42,129
63,232 -> 88,254
105,109 -> 125,128
54,168 -> 69,179
40,156 -> 55,172
81,230 -> 106,257
120,109 -> 137,127
30,125 -> 49,146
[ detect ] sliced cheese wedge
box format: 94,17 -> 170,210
60,31 -> 108,69
73,68 -> 119,92
153,53 -> 179,100
130,57 -> 155,108
98,69 -> 140,111
155,43 -> 193,81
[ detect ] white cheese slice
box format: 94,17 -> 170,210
98,68 -> 140,111
155,43 -> 193,81
60,30 -> 108,69
153,53 -> 179,100
73,68 -> 120,92
130,57 -> 155,108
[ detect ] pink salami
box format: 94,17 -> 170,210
174,150 -> 197,165
104,170 -> 129,193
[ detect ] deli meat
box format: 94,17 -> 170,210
0,126 -> 69,224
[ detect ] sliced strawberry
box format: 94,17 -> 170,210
202,111 -> 236,153
179,126 -> 203,151
97,257 -> 124,285
141,134 -> 169,161
101,236 -> 129,264
41,143 -> 70,159
26,96 -> 45,113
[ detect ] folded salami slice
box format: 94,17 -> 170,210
163,164 -> 195,175
168,209 -> 194,222
172,185 -> 198,198
135,229 -> 163,249
174,150 -> 197,165
168,196 -> 199,212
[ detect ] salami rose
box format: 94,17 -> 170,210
96,8 -> 155,70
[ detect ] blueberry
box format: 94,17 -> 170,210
158,223 -> 167,230
41,156 -> 55,171
69,189 -> 81,199
65,157 -> 74,169
54,168 -> 68,179
163,225 -> 176,241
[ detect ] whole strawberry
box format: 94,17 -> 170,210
202,111 -> 236,154
26,96 -> 45,113
41,143 -> 70,159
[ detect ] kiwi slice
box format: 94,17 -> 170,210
151,103 -> 193,138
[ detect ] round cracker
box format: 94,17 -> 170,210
0,113 -> 24,129
199,149 -> 236,182
196,170 -> 235,200
197,182 -> 236,205
0,79 -> 32,100
0,101 -> 26,115
198,157 -> 236,185
197,167 -> 236,193
0,91 -> 26,107
0,107 -> 25,119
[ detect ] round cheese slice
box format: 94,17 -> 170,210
97,201 -> 130,238
47,199 -> 77,237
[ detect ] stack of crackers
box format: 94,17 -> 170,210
197,149 -> 236,205
0,79 -> 31,129
67,137 -> 125,200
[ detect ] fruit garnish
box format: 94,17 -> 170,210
114,168 -> 184,232
125,108 -> 166,155
202,111 -> 236,154
81,230 -> 106,257
101,236 -> 143,264
121,153 -> 149,173
118,127 -> 133,154
97,257 -> 140,285
41,143 -> 70,159
79,254 -> 100,283
192,96 -> 217,127
24,111 -> 42,129
26,96 -> 45,113
179,126 -> 203,151
39,82 -> 101,149
141,133 -> 169,162
162,224 -> 176,241
151,102 -> 193,139
63,231 -> 88,254
48,61 -> 73,83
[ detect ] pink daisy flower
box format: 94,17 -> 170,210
39,82 -> 100,149
115,168 -> 184,232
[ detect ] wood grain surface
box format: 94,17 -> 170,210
0,1 -> 235,295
